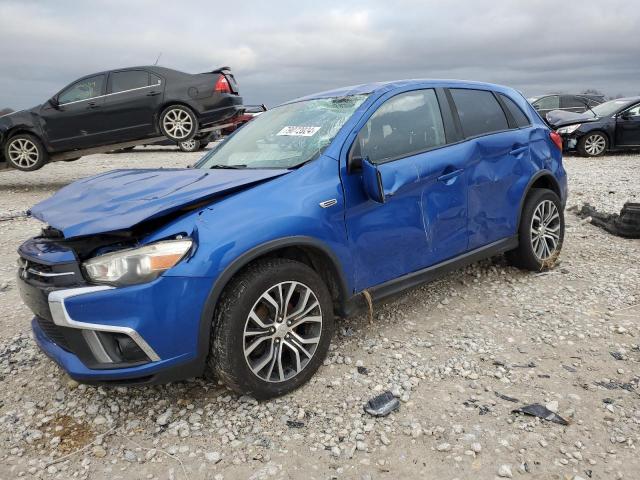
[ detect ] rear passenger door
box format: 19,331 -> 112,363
447,88 -> 532,250
343,88 -> 469,291
561,95 -> 588,113
101,70 -> 164,142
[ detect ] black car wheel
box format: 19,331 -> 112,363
578,132 -> 608,157
506,188 -> 564,271
208,259 -> 334,399
4,134 -> 48,171
159,105 -> 197,142
178,139 -> 201,152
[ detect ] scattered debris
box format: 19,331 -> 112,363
495,391 -> 520,403
576,202 -> 640,238
563,365 -> 577,373
538,374 -> 551,379
286,420 -> 305,429
357,366 -> 369,375
363,391 -> 399,417
594,379 -> 639,395
610,351 -> 624,361
512,404 -> 569,425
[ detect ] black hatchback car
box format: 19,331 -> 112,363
547,97 -> 640,157
0,66 -> 242,170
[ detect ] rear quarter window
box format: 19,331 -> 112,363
499,94 -> 531,128
450,89 -> 509,138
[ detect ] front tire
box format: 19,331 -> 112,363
208,259 -> 334,399
4,134 -> 48,171
159,105 -> 197,142
578,132 -> 608,157
506,189 -> 564,271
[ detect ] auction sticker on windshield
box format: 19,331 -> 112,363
277,126 -> 321,137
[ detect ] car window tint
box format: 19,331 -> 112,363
450,89 -> 508,137
110,70 -> 149,93
58,75 -> 105,104
534,95 -> 559,110
358,89 -> 446,164
561,96 -> 587,108
499,94 -> 531,128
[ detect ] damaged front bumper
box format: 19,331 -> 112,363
18,239 -> 212,384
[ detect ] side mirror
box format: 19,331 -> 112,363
361,157 -> 385,203
48,97 -> 59,109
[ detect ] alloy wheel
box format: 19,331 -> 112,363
180,139 -> 197,151
243,281 -> 323,383
584,134 -> 606,156
7,138 -> 39,168
530,200 -> 561,260
162,108 -> 193,140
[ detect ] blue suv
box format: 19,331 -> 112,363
17,80 -> 567,398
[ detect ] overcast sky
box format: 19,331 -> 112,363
1,0 -> 639,110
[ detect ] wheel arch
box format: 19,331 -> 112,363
517,170 -> 562,227
194,236 -> 351,372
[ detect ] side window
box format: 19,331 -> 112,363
358,89 -> 446,164
150,73 -> 162,86
623,104 -> 640,118
561,95 -> 587,109
58,75 -> 105,104
450,89 -> 508,137
499,94 -> 531,128
109,70 -> 150,93
535,95 -> 560,110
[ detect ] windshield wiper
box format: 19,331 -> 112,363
208,164 -> 247,169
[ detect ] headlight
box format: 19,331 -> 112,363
557,124 -> 581,135
83,239 -> 193,286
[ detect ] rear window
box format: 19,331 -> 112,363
450,89 -> 509,138
499,94 -> 531,128
110,70 -> 149,93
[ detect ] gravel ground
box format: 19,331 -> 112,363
0,150 -> 638,480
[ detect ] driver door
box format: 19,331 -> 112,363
41,74 -> 107,152
342,88 -> 468,291
615,103 -> 640,146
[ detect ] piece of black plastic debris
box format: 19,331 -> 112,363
286,420 -> 305,429
492,360 -> 506,367
364,391 -> 400,417
512,404 -> 569,425
478,405 -> 490,415
602,397 -> 614,404
538,374 -> 551,379
357,366 -> 369,375
595,380 -> 638,395
495,391 -> 520,403
585,469 -> 593,478
562,365 -> 577,373
610,351 -> 624,361
512,362 -> 536,369
576,202 -> 640,239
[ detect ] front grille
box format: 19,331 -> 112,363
18,257 -> 82,288
36,316 -> 72,352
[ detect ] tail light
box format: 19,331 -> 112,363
549,131 -> 563,151
214,75 -> 231,94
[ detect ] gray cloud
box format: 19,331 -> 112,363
1,0 -> 639,110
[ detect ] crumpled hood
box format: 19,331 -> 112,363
545,109 -> 599,128
30,168 -> 289,238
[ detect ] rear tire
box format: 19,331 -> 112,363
208,259 -> 334,399
4,134 -> 48,171
577,132 -> 608,157
159,105 -> 197,142
506,189 -> 564,271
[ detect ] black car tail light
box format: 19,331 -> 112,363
214,75 -> 231,94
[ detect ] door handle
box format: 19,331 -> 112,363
87,102 -> 100,109
437,168 -> 464,183
509,146 -> 528,156
146,91 -> 160,96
